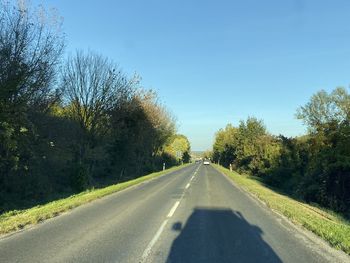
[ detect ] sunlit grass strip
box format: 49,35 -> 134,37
212,164 -> 350,255
0,164 -> 190,236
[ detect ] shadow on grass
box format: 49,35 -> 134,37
167,207 -> 282,263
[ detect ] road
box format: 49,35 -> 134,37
0,164 -> 348,263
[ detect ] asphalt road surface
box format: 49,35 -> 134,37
0,164 -> 348,263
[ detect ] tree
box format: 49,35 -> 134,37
182,151 -> 191,163
108,89 -> 177,179
0,1 -> 64,206
62,51 -> 135,145
138,90 -> 176,155
212,87 -> 350,213
0,2 -> 64,108
234,117 -> 269,173
212,124 -> 238,166
296,87 -> 350,132
0,1 -> 185,212
61,51 -> 138,188
212,117 -> 280,176
164,134 -> 191,162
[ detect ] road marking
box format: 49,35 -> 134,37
167,201 -> 180,218
141,167 -> 198,262
191,166 -> 199,180
141,219 -> 168,261
194,167 -> 200,175
141,200 -> 181,261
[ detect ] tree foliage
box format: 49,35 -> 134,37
164,134 -> 191,163
62,51 -> 132,141
0,1 -> 64,207
0,1 -> 186,212
212,118 -> 280,176
108,90 -> 178,179
296,87 -> 350,131
212,88 -> 350,214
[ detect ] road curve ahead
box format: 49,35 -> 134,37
0,164 -> 348,263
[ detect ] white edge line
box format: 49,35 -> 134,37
185,183 -> 190,189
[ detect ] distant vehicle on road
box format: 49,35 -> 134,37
203,160 -> 210,165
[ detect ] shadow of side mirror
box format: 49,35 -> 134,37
172,222 -> 182,232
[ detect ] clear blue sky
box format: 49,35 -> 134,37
32,0 -> 350,150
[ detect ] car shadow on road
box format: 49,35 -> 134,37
166,207 -> 282,263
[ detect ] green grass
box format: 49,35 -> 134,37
0,164 -> 190,236
212,164 -> 350,255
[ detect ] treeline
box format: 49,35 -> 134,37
212,87 -> 350,214
0,2 -> 189,212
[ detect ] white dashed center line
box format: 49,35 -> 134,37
141,219 -> 168,261
167,201 -> 180,218
140,166 -> 200,262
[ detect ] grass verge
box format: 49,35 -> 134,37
212,164 -> 350,255
0,164 -> 190,236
